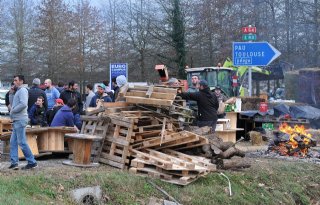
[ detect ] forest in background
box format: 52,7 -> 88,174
0,0 -> 319,93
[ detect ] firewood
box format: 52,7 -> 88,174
202,144 -> 211,153
219,147 -> 245,159
210,144 -> 222,155
204,150 -> 213,158
221,157 -> 251,170
210,141 -> 234,152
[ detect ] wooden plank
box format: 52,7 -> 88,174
163,149 -> 216,171
110,119 -> 135,129
145,86 -> 154,98
105,136 -> 130,146
99,158 -> 126,169
100,152 -> 128,164
119,84 -> 129,98
132,85 -> 177,94
125,96 -> 173,106
103,101 -> 129,108
126,91 -> 176,100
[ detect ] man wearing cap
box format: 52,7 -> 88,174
28,78 -> 48,112
89,83 -> 112,107
47,98 -> 64,125
178,80 -> 219,132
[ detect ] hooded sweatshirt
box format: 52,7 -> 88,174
50,105 -> 75,127
10,86 -> 28,121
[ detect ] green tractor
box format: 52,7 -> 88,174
185,67 -> 235,97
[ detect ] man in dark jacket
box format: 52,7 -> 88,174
179,80 -> 219,132
28,96 -> 47,127
60,81 -> 83,114
89,83 -> 112,107
50,98 -> 78,130
112,77 -> 119,102
28,78 -> 48,112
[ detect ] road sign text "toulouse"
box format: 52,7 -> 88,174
234,45 -> 264,57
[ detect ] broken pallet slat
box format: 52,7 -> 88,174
125,96 -> 174,106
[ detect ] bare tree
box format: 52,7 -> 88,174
70,0 -> 105,93
33,0 -> 72,82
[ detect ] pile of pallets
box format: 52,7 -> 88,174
98,110 -> 216,185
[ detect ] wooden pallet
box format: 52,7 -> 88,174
0,118 -> 12,136
99,116 -> 136,169
124,85 -> 177,107
132,131 -> 208,151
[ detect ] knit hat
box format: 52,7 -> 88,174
116,75 -> 127,87
199,80 -> 208,87
97,83 -> 106,90
32,78 -> 41,85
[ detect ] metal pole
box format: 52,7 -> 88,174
248,25 -> 252,97
249,66 -> 252,96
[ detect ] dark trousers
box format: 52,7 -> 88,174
197,120 -> 217,133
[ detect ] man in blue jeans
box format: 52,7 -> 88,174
9,75 -> 37,170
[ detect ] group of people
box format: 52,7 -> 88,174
6,74 -> 128,170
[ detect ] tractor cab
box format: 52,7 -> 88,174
185,67 -> 235,97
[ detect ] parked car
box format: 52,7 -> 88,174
0,89 -> 9,115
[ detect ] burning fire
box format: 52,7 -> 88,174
274,123 -> 312,157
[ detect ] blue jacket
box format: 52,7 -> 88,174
50,105 -> 75,127
74,113 -> 82,130
89,93 -> 112,107
28,104 -> 47,126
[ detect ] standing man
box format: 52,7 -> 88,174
44,79 -> 60,111
187,75 -> 199,93
60,81 -> 83,114
28,78 -> 48,112
178,80 -> 219,132
9,75 -> 37,170
84,84 -> 95,110
187,75 -> 199,125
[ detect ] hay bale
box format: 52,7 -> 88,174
240,97 -> 262,111
284,71 -> 299,100
250,131 -> 263,146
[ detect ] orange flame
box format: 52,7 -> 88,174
277,123 -> 312,157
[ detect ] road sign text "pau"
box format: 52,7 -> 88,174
232,42 -> 281,66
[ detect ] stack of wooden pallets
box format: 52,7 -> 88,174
97,110 -> 216,185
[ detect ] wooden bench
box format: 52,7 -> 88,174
63,115 -> 110,167
63,134 -> 103,167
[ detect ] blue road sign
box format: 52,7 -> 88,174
233,42 -> 281,66
110,63 -> 128,89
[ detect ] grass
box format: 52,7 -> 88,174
0,158 -> 319,205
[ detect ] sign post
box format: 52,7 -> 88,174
109,63 -> 128,89
242,25 -> 257,96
